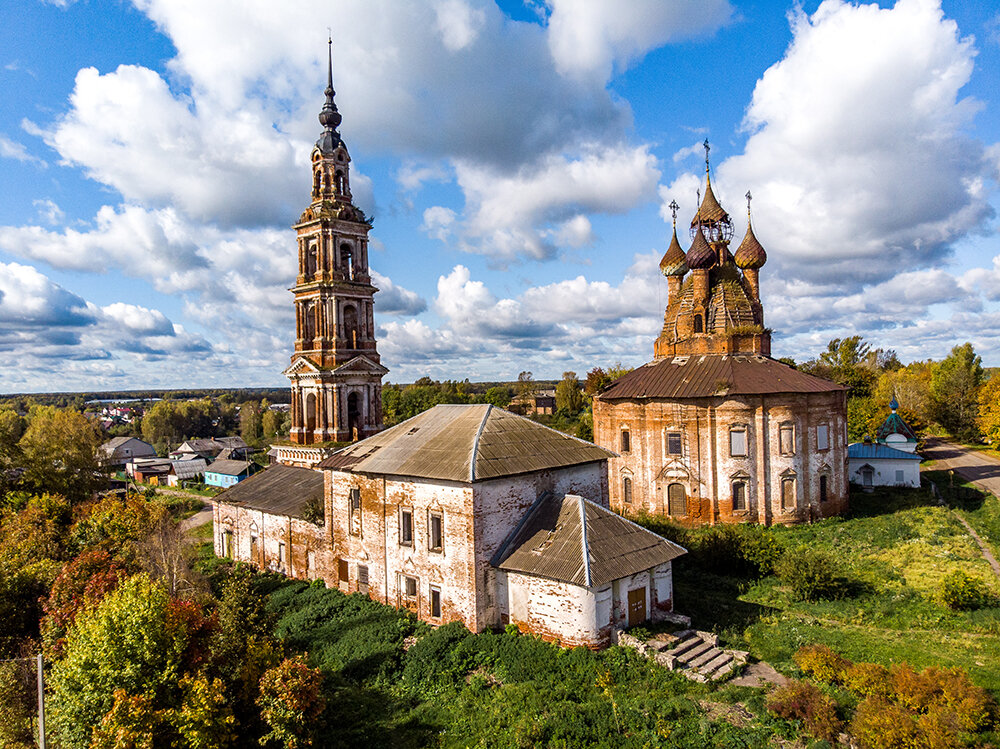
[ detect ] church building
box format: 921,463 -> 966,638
593,144 -> 849,526
283,41 -> 387,448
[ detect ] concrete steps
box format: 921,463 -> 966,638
612,625 -> 748,683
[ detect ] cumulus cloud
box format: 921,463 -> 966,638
370,270 -> 427,315
669,0 -> 997,290
32,199 -> 64,226
0,135 -> 46,167
544,0 -> 733,82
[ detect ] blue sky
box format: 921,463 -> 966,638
1,0 -> 999,393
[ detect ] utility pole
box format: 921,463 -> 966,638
37,653 -> 46,749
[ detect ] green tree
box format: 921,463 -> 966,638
48,574 -> 199,749
261,408 -> 285,439
847,396 -> 885,442
977,375 -> 1000,448
872,361 -> 933,433
257,656 -> 326,749
931,342 -> 983,442
240,400 -> 263,444
481,386 -> 512,408
18,406 -> 104,502
555,371 -> 584,414
516,371 -> 537,400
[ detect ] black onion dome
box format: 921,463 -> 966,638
659,227 -> 688,276
734,219 -> 767,269
686,226 -> 715,269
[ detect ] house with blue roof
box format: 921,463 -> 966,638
847,439 -> 922,489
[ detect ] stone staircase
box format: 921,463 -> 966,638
612,628 -> 748,683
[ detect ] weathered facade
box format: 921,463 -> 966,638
593,144 -> 849,526
285,41 -> 386,445
214,404 -> 687,647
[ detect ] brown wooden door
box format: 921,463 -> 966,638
627,587 -> 646,628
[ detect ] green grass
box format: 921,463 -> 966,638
657,485 -> 1000,694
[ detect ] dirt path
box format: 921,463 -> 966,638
921,439 -> 1000,583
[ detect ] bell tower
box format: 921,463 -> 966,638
284,41 -> 387,444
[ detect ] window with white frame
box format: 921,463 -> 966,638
429,585 -> 442,618
730,428 -> 748,457
816,424 -> 830,451
666,431 -> 682,455
399,507 -> 413,546
429,511 -> 444,553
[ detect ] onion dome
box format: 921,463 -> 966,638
316,39 -> 343,154
691,176 -> 730,227
660,225 -> 688,276
734,218 -> 767,269
686,225 -> 715,269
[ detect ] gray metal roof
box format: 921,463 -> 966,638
493,493 -> 686,588
206,459 -> 255,477
599,354 -> 846,401
215,464 -> 323,520
170,458 -> 207,480
319,404 -> 614,483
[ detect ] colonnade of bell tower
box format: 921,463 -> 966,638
285,42 -> 387,445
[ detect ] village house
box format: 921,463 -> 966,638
204,459 -> 257,487
593,145 -> 849,526
215,404 -> 686,647
169,436 -> 250,462
99,436 -> 156,468
847,399 -> 922,489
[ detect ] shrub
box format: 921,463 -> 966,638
767,679 -> 843,742
257,656 -> 326,749
793,644 -> 851,684
940,570 -> 989,610
776,548 -> 848,601
842,662 -> 891,700
850,698 -> 921,749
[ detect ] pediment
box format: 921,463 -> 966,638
656,459 -> 690,480
283,356 -> 321,376
331,355 -> 389,377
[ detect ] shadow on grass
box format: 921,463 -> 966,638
922,469 -> 988,512
674,566 -> 779,635
844,484 -> 945,518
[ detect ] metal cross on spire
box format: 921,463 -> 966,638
669,199 -> 679,226
703,139 -> 711,172
745,190 -> 753,216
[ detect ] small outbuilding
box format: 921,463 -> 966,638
848,440 -> 922,489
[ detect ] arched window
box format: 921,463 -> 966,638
335,170 -> 345,195
305,392 -> 317,437
343,304 -> 359,348
781,477 -> 796,510
732,480 -> 747,511
819,474 -> 829,503
693,314 -> 703,333
305,242 -> 318,278
313,169 -> 321,197
622,477 -> 632,504
340,243 -> 354,281
302,301 -> 316,342
347,391 -> 361,441
667,483 -> 687,516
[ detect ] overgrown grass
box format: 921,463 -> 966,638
637,484 -> 1000,694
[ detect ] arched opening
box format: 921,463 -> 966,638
622,476 -> 632,505
347,392 -> 360,441
693,314 -> 703,333
343,304 -> 359,348
667,483 -> 686,516
302,301 -> 316,343
313,169 -> 321,198
305,242 -> 318,278
335,170 -> 345,195
305,392 -> 317,442
340,243 -> 354,280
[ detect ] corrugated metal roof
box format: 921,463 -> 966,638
171,458 -> 207,480
206,459 -> 255,476
319,404 -> 614,483
216,463 -> 323,520
598,354 -> 846,401
847,443 -> 922,461
494,493 -> 686,588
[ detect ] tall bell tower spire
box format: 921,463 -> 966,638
284,41 -> 387,445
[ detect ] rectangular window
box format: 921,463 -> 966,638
623,476 -> 632,504
730,429 -> 747,457
620,429 -> 631,453
779,424 -> 794,455
430,586 -> 442,618
399,508 -> 413,546
666,432 -> 682,455
358,564 -> 369,594
429,512 -> 444,553
820,474 -> 829,503
278,542 -> 286,566
895,470 -> 905,484
307,551 -> 316,577
338,558 -> 349,584
732,481 -> 746,511
349,487 -> 362,537
817,424 -> 830,451
781,478 -> 796,510
400,574 -> 417,603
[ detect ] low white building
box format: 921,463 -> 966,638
848,441 -> 922,489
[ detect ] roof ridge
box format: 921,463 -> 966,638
469,404 -> 492,482
599,503 -> 688,556
574,494 -> 592,587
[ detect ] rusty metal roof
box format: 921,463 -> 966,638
659,226 -> 688,277
598,354 -> 846,400
319,404 -> 614,483
734,219 -> 767,269
691,176 -> 731,227
215,463 -> 323,520
493,493 -> 686,588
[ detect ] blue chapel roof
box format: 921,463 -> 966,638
847,443 -> 922,461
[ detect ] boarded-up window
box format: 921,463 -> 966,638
358,564 -> 369,594
781,478 -> 796,510
307,551 -> 316,577
400,508 -> 413,546
820,475 -> 829,502
250,534 -> 259,560
779,424 -> 794,455
667,483 -> 687,516
430,586 -> 442,618
620,430 -> 630,453
278,542 -> 286,566
429,512 -> 443,553
895,470 -> 904,484
222,531 -> 233,558
623,477 -> 632,504
817,424 -> 829,451
732,481 -> 746,511
666,432 -> 682,455
693,314 -> 703,333
338,558 -> 349,584
730,429 -> 747,457
349,488 -> 361,537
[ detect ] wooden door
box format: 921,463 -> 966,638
627,587 -> 646,628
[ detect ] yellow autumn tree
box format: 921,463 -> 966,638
976,375 -> 1000,448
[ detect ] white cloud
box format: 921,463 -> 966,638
433,0 -> 486,52
544,0 -> 733,82
32,199 -> 64,226
370,270 -> 427,315
421,206 -> 457,241
0,134 -> 46,167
